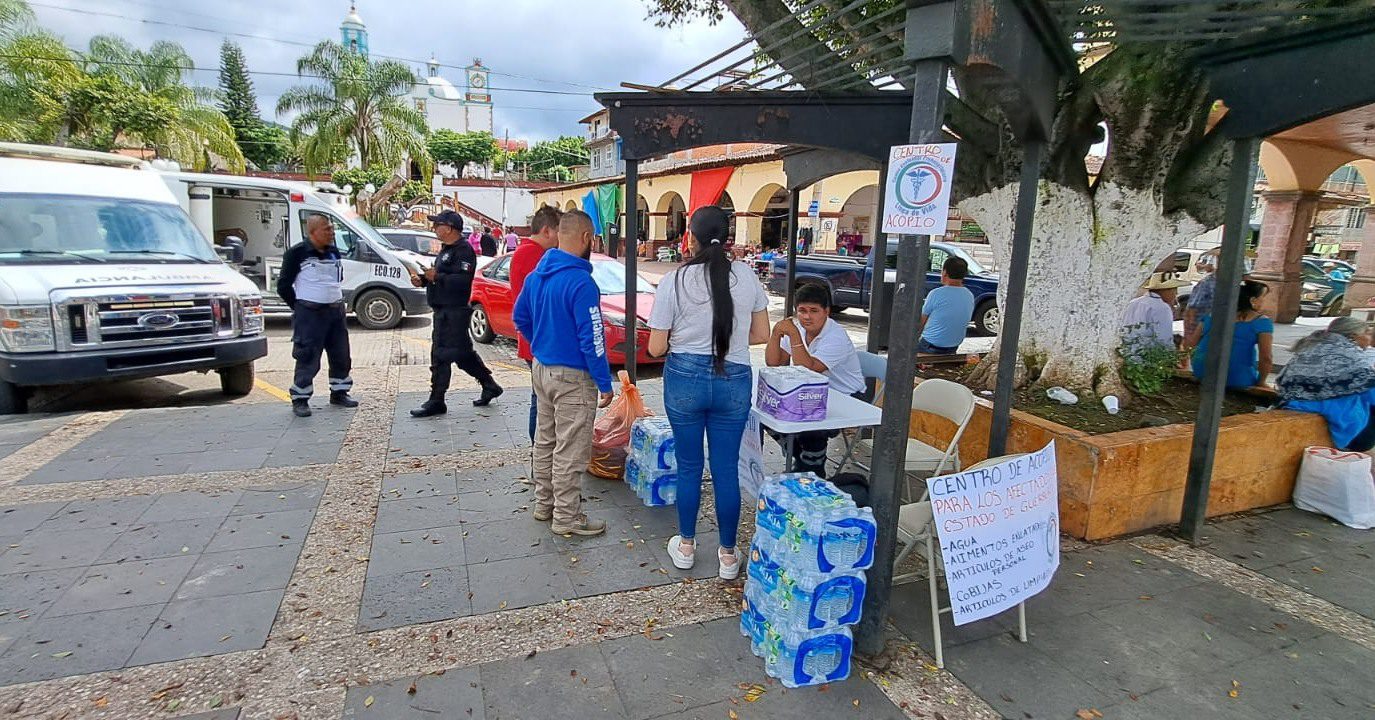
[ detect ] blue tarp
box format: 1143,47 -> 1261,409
582,191 -> 603,235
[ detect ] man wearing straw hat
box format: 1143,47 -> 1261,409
1121,271 -> 1190,357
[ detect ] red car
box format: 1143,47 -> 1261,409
467,252 -> 662,366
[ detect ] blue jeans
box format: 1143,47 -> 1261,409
664,353 -> 752,549
918,337 -> 959,355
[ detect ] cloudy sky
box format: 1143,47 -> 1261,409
28,0 -> 749,142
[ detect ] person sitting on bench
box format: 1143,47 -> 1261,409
765,283 -> 865,477
917,256 -> 975,355
1276,316 -> 1375,451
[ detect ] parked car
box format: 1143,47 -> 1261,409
768,243 -> 1001,335
1300,257 -> 1351,316
467,253 -> 661,366
377,227 -> 442,257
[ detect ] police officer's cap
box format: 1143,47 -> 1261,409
427,210 -> 465,233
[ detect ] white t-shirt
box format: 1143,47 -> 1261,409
649,262 -> 769,367
781,318 -> 865,395
1120,291 -> 1175,352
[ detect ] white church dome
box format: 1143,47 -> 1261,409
421,74 -> 461,100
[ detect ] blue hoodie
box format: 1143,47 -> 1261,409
513,248 -> 613,392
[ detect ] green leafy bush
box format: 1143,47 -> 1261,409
1117,324 -> 1180,396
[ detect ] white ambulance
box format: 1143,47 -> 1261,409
158,171 -> 432,330
0,144 -> 267,414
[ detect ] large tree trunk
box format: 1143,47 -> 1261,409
963,182 -> 1205,397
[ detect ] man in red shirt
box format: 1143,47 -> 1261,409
510,204 -> 563,440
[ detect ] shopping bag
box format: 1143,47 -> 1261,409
1293,446 -> 1375,530
738,413 -> 767,501
589,370 -> 650,480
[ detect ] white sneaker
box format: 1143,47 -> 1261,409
667,535 -> 695,569
718,546 -> 740,580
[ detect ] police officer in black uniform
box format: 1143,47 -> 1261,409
277,212 -> 359,418
410,211 -> 503,417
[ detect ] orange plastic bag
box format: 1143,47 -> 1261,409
589,371 -> 650,479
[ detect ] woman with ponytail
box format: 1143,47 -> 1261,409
647,205 -> 770,579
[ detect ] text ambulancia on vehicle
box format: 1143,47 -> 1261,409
0,143 -> 268,414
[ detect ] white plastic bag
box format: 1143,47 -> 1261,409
739,414 -> 766,501
1293,446 -> 1375,530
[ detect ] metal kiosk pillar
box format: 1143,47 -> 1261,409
784,188 -> 801,316
987,142 -> 1044,457
1179,137 -> 1260,543
855,57 -> 947,657
622,161 -> 641,383
867,160 -> 892,353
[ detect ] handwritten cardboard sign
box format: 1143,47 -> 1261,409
926,442 -> 1060,625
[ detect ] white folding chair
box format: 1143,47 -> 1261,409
899,379 -> 976,501
832,351 -> 887,473
893,453 -> 1028,668
844,378 -> 976,502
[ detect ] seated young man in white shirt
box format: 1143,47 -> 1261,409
764,284 -> 866,478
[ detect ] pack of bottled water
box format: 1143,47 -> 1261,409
739,592 -> 856,688
629,416 -> 675,471
625,455 -> 676,507
746,543 -> 866,630
626,417 -> 677,506
753,473 -> 876,574
740,472 -> 873,688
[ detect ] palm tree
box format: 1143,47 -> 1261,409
83,35 -> 244,171
0,0 -> 70,140
277,41 -> 431,176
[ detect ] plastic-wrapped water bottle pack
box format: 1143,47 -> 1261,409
740,472 -> 875,688
754,474 -> 876,574
627,417 -> 677,506
625,455 -> 676,506
630,416 -> 675,470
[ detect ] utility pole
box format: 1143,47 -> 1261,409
499,129 -> 510,233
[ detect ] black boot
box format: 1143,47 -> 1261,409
410,398 -> 447,417
330,391 -> 359,408
473,378 -> 504,407
291,399 -> 312,417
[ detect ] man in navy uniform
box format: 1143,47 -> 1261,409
276,213 -> 358,418
410,210 -> 503,417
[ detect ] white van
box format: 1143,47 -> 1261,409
159,172 -> 431,329
0,143 -> 268,414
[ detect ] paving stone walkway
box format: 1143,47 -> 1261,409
360,462 -> 723,631
21,404 -> 352,484
341,617 -> 907,720
893,509 -> 1375,720
388,392 -> 531,458
0,484 -> 322,683
1,363 -> 1374,720
0,415 -> 70,462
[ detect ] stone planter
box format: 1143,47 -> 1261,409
908,396 -> 1330,540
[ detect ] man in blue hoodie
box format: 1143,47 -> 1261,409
514,210 -> 615,537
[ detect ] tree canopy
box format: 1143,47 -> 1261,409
428,129 -> 499,170
278,41 -> 431,176
504,135 -> 588,183
0,4 -> 244,171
